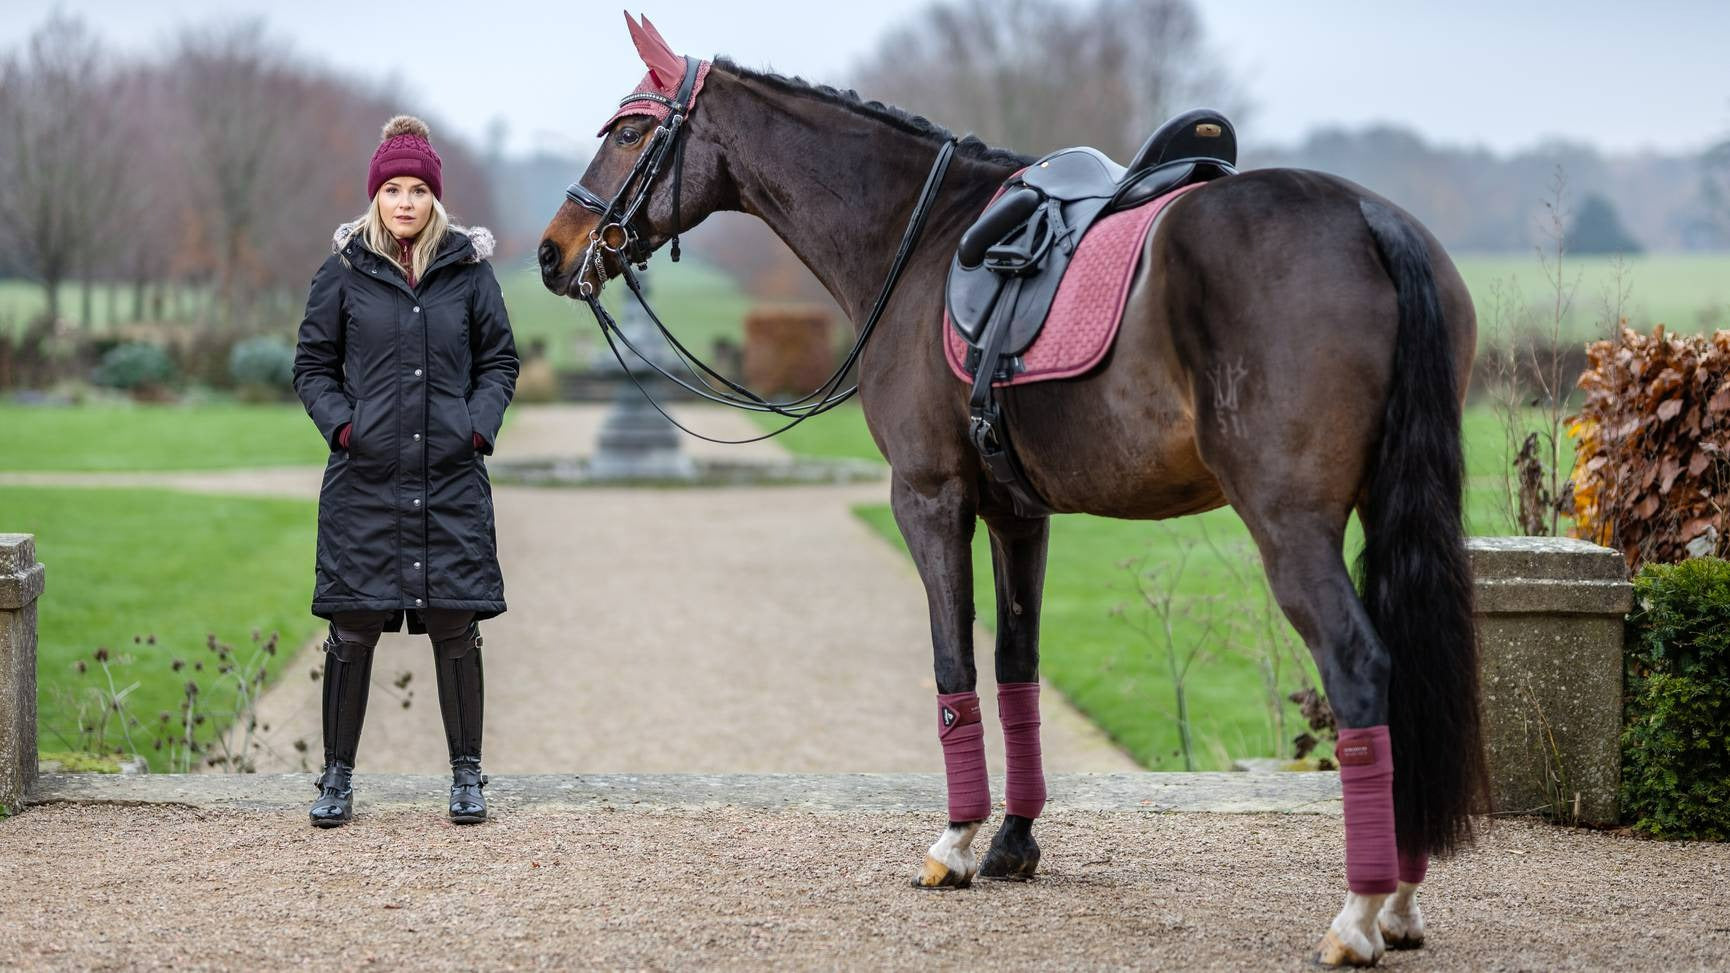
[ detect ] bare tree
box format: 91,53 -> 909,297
0,15 -> 127,325
851,0 -> 1245,160
160,22 -> 500,325
163,21 -> 310,325
90,61 -> 189,325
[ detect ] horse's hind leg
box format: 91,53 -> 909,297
891,474 -> 987,889
977,512 -> 1049,881
1378,840 -> 1429,949
1379,876 -> 1426,949
1229,510 -> 1397,967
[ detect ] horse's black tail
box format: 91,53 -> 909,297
1356,198 -> 1487,858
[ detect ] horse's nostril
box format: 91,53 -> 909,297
538,241 -> 561,276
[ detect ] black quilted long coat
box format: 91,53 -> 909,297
292,222 -> 518,631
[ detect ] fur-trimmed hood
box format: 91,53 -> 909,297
331,220 -> 496,263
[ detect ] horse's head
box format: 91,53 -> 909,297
538,13 -> 732,299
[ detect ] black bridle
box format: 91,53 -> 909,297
564,56 -> 958,444
564,57 -> 704,290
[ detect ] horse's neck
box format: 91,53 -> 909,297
711,79 -> 1012,329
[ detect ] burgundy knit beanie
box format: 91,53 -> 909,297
367,115 -> 443,200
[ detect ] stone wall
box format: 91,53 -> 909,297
0,530 -> 1638,826
0,534 -> 44,812
1469,536 -> 1632,826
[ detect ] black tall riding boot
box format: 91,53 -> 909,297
434,623 -> 487,824
310,628 -> 373,828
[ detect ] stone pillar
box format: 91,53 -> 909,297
1468,536 -> 1632,826
0,534 -> 45,812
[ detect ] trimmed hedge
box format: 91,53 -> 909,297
228,336 -> 295,390
1620,556 -> 1730,839
95,342 -> 175,391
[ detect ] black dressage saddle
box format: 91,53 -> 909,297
945,109 -> 1238,517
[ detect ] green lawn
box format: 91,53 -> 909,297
748,402 -> 885,461
3,486 -> 320,770
767,400 -> 1557,770
496,259 -> 753,370
0,404 -> 330,472
1453,252 -> 1730,344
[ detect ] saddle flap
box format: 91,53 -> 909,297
948,111 -> 1239,376
946,190 -> 1113,354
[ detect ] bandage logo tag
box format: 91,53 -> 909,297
1337,742 -> 1375,766
942,706 -> 958,728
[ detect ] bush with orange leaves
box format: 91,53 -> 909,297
1569,326 -> 1730,569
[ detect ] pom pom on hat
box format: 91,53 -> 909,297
380,115 -> 431,142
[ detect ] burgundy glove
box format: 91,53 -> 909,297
473,432 -> 487,451
338,423 -> 352,450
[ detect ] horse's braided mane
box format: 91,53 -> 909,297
711,57 -> 1034,168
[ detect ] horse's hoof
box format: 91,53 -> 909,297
1315,929 -> 1381,968
977,841 -> 1039,881
978,814 -> 1040,881
1377,920 -> 1424,951
978,856 -> 1038,881
911,855 -> 972,889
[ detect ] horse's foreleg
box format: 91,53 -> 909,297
891,475 -> 984,889
978,512 -> 1049,881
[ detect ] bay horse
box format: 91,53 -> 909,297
539,16 -> 1485,967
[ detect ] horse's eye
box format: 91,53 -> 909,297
616,127 -> 642,147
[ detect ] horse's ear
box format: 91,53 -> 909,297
640,15 -> 673,52
623,10 -> 683,89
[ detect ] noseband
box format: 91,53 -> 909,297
564,56 -> 703,296
561,59 -> 958,444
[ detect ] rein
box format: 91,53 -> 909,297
565,58 -> 959,444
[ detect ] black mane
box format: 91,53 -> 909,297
711,57 -> 1033,168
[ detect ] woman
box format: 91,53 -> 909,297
292,115 -> 518,827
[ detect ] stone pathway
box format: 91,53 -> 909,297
5,782 -> 1727,972
9,405 -> 1138,776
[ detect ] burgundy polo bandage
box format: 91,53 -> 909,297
1399,848 -> 1429,885
997,682 -> 1047,818
1337,724 -> 1398,895
937,691 -> 990,822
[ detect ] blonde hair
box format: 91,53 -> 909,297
351,188 -> 450,283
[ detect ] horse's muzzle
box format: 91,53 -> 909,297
537,240 -> 568,295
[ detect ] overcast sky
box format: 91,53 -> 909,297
5,0 -> 1727,158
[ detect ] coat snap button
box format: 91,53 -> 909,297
414,598 -> 424,607
413,433 -> 421,442
413,561 -> 421,570
412,498 -> 421,507
413,306 -> 420,313
413,368 -> 423,377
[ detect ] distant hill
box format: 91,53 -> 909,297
1245,126 -> 1721,253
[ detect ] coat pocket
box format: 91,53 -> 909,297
426,395 -> 475,471
347,397 -> 398,478
346,398 -> 371,473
